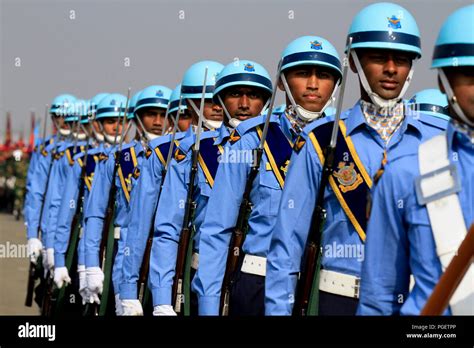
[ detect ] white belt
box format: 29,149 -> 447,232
191,252 -> 199,270
114,227 -> 121,239
241,254 -> 266,277
318,269 -> 360,299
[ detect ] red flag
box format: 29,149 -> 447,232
28,112 -> 35,153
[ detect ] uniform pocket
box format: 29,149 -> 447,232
258,169 -> 282,217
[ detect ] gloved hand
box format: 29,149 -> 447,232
77,265 -> 89,305
121,299 -> 144,316
86,267 -> 104,305
27,238 -> 43,265
115,294 -> 124,316
153,305 -> 177,316
53,266 -> 71,289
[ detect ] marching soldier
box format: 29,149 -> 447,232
358,4 -> 473,315
119,84 -> 192,316
265,2 -> 448,316
52,95 -> 108,309
25,94 -> 76,273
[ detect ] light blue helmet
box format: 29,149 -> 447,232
432,5 -> 474,69
127,90 -> 142,120
134,85 -> 172,118
409,89 -> 449,121
347,2 -> 421,58
50,94 -> 77,116
213,60 -> 273,103
169,84 -> 187,115
181,60 -> 224,99
95,93 -> 128,120
65,99 -> 91,124
281,36 -> 342,81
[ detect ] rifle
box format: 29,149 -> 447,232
25,105 -> 50,307
292,37 -> 353,316
137,99 -> 183,306
219,59 -> 282,316
97,89 -> 131,316
54,121 -> 92,317
421,223 -> 474,315
172,70 -> 208,315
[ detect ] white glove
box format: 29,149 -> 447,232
86,267 -> 104,304
77,265 -> 89,305
153,305 -> 177,316
45,248 -> 55,271
115,294 -> 124,316
53,266 -> 71,289
121,299 -> 144,316
27,238 -> 43,265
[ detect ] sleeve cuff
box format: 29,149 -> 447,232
85,252 -> 100,268
197,296 -> 220,316
151,286 -> 172,306
120,283 -> 138,300
54,252 -> 66,268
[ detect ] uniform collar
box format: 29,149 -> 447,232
345,100 -> 422,137
214,125 -> 230,146
448,120 -> 474,149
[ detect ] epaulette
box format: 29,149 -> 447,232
417,113 -> 449,131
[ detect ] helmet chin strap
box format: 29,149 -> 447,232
145,131 -> 159,141
188,99 -> 223,130
351,50 -> 415,110
217,94 -> 241,129
280,72 -> 338,123
439,68 -> 474,128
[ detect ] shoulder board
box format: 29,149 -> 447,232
178,133 -> 196,154
235,115 -> 273,136
417,113 -> 449,131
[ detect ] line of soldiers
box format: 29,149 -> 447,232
23,2 -> 473,317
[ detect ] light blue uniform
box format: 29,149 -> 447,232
148,126 -> 230,306
194,114 -> 298,315
53,143 -> 104,268
41,140 -> 83,249
24,136 -> 59,239
84,140 -> 143,293
120,131 -> 188,300
357,121 -> 473,315
264,101 -> 447,315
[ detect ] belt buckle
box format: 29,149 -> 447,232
353,278 -> 360,299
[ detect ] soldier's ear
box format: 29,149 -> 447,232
349,55 -> 357,74
438,75 -> 446,94
277,77 -> 285,91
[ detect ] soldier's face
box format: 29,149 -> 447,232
101,118 -> 124,136
441,67 -> 474,122
138,107 -> 167,135
53,116 -> 68,130
352,49 -> 413,100
279,65 -> 337,112
223,86 -> 266,121
174,109 -> 193,131
92,120 -> 101,134
187,99 -> 223,124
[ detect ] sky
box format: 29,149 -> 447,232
0,0 -> 471,142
